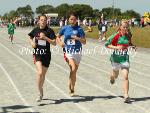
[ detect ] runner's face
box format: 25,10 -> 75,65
120,23 -> 128,35
39,16 -> 47,28
69,16 -> 77,25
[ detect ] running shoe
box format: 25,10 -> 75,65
124,97 -> 131,103
69,90 -> 75,97
110,75 -> 115,84
36,95 -> 43,102
102,37 -> 106,41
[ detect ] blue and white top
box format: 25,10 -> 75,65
59,25 -> 85,53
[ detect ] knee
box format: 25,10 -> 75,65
70,65 -> 76,73
124,76 -> 128,80
37,70 -> 43,76
71,68 -> 76,73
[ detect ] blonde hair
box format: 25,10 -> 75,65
120,19 -> 129,26
117,19 -> 129,31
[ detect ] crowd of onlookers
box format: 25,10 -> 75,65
0,15 -> 150,29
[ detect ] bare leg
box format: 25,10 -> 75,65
110,70 -> 119,84
121,68 -> 129,98
67,59 -> 79,96
35,61 -> 48,101
10,35 -> 13,42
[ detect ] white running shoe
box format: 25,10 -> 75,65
102,37 -> 106,41
36,95 -> 43,102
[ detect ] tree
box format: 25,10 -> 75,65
78,4 -> 93,19
55,4 -> 93,19
3,13 -> 8,19
114,8 -> 121,18
101,7 -> 113,19
122,10 -> 140,19
16,5 -> 34,18
92,9 -> 101,18
36,5 -> 55,14
67,4 -> 93,19
55,3 -> 70,17
7,10 -> 18,19
101,7 -> 121,19
69,4 -> 82,17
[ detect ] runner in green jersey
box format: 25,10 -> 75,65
105,20 -> 136,103
7,19 -> 15,43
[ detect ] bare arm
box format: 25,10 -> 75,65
28,37 -> 36,48
45,37 -> 56,46
56,35 -> 65,48
78,37 -> 86,45
72,36 -> 86,45
39,32 -> 56,46
107,44 -> 123,50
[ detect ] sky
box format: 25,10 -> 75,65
0,0 -> 150,16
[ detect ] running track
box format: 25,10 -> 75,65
0,28 -> 150,113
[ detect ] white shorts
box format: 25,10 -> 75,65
99,31 -> 102,34
64,52 -> 82,65
99,30 -> 106,35
111,62 -> 130,71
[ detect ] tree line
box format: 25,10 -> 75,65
1,3 -> 141,20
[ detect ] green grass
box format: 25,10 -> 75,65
84,26 -> 150,48
53,26 -> 150,48
130,27 -> 150,48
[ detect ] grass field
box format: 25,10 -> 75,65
85,26 -> 150,48
53,26 -> 150,48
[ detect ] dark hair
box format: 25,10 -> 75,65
9,19 -> 13,22
69,13 -> 78,19
38,14 -> 47,20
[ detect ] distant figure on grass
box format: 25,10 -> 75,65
86,18 -> 93,32
105,20 -> 136,103
85,26 -> 93,32
98,19 -> 107,41
7,19 -> 16,44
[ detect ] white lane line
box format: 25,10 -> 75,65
131,60 -> 150,67
0,31 -> 28,44
54,51 -> 150,91
130,68 -> 150,78
12,37 -> 150,94
51,60 -> 149,113
1,32 -> 149,113
85,42 -> 150,59
0,38 -> 92,113
45,78 -> 91,113
0,64 -> 34,112
1,30 -> 150,67
85,54 -> 150,78
2,30 -> 150,68
51,53 -> 149,113
83,44 -> 150,67
81,61 -> 150,91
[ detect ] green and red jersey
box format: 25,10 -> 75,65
105,32 -> 131,63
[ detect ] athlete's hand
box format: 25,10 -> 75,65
131,46 -> 137,51
116,45 -> 123,50
71,36 -> 80,41
39,32 -> 46,40
59,42 -> 65,48
31,42 -> 36,48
